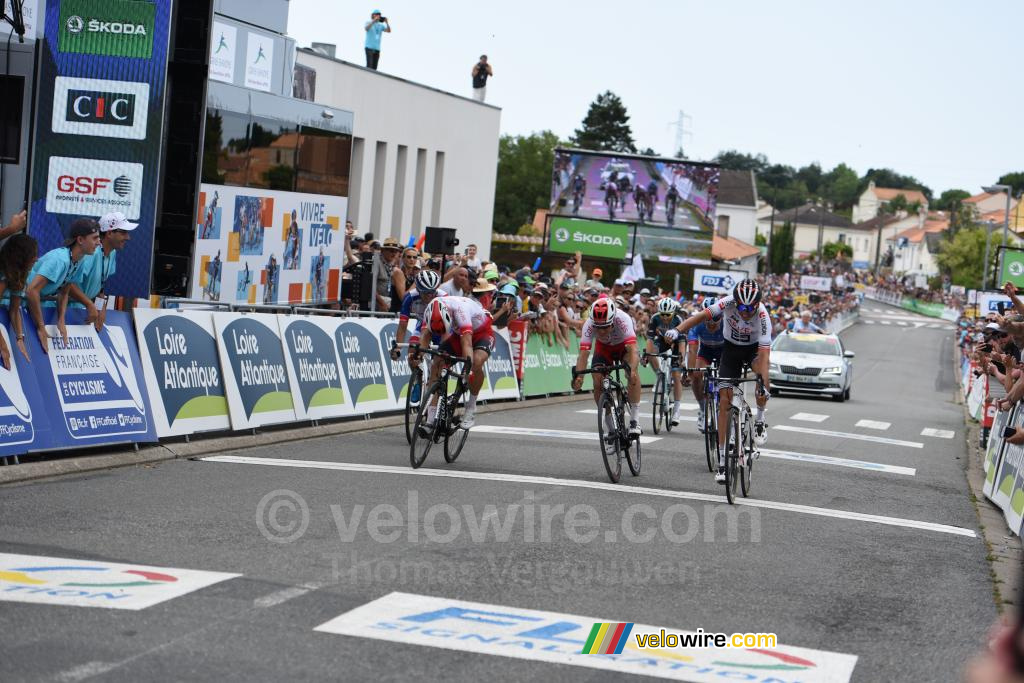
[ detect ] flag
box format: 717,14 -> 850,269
621,253 -> 645,282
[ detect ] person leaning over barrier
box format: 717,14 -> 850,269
0,234 -> 38,367
25,219 -> 100,354
66,212 -> 136,332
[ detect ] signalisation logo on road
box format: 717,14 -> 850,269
315,592 -> 859,682
548,216 -> 630,261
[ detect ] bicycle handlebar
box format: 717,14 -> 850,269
572,363 -> 631,378
417,347 -> 470,368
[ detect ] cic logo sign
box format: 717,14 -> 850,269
52,77 -> 149,140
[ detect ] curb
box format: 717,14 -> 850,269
0,393 -> 590,486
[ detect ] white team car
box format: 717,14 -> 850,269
768,331 -> 854,402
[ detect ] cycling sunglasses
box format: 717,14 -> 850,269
736,303 -> 757,314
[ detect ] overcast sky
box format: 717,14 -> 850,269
288,0 -> 1023,197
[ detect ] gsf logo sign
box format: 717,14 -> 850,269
46,157 -> 144,220
52,78 -> 149,140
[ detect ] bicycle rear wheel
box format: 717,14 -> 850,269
597,391 -> 622,483
652,374 -> 664,434
741,408 -> 754,497
663,374 -> 674,433
444,383 -> 470,463
410,381 -> 443,469
703,396 -> 717,472
404,368 -> 422,445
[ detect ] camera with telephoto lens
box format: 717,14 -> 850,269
378,16 -> 387,22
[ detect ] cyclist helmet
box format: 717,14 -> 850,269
657,297 -> 677,315
733,279 -> 761,307
415,269 -> 441,293
590,297 -> 617,328
427,298 -> 454,335
700,297 -> 717,311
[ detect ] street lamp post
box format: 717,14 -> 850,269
982,220 -> 998,289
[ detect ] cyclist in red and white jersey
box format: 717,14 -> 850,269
667,279 -> 771,482
571,297 -> 643,437
413,296 -> 493,432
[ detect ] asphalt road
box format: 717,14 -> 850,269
0,302 -> 995,682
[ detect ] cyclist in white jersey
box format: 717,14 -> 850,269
667,279 -> 771,482
571,297 -> 643,437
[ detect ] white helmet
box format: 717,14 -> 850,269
656,297 -> 677,315
415,269 -> 441,293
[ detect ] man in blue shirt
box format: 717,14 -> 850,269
68,212 -> 136,331
26,218 -> 100,354
364,9 -> 391,70
791,310 -> 825,334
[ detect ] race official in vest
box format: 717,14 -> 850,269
25,218 -> 101,354
67,212 -> 136,332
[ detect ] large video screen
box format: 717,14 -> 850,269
550,149 -> 719,233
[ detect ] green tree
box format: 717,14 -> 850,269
934,188 -> 970,211
823,163 -> 860,210
796,163 -> 824,196
822,241 -> 853,260
935,227 -> 988,288
493,130 -> 563,235
570,91 -> 637,153
997,172 -> 1024,196
769,221 -> 795,274
263,165 -> 294,191
713,150 -> 769,173
886,193 -> 909,214
638,147 -> 658,156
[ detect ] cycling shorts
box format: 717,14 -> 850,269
440,318 -> 494,356
592,340 -> 631,369
718,340 -> 760,387
696,344 -> 722,365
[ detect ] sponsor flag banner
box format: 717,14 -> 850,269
334,318 -> 394,414
0,552 -> 239,610
213,312 -> 296,429
279,314 -> 353,420
485,330 -> 520,400
799,276 -> 832,292
999,248 -> 1024,290
547,217 -> 629,261
190,185 -> 347,306
29,0 -> 174,297
244,31 -> 274,92
133,309 -> 231,438
315,592 -> 859,683
31,308 -> 156,444
691,268 -> 748,295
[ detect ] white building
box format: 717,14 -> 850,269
886,218 -> 949,277
964,190 -> 1017,217
715,169 -> 759,245
295,49 -> 502,257
851,181 -> 929,223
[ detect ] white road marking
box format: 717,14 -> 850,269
315,592 -> 860,682
55,662 -> 121,682
790,412 -> 829,423
921,428 -> 955,439
855,419 -> 891,431
202,455 -> 976,537
759,448 -> 914,475
253,582 -> 325,608
871,308 -> 885,313
881,320 -> 892,325
578,408 -> 696,423
896,321 -> 908,326
774,425 -> 923,448
472,424 -> 662,444
863,319 -> 876,324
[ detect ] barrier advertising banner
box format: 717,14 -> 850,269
521,333 -> 655,398
978,291 -> 1013,316
191,184 -> 347,305
213,312 -> 296,429
799,276 -> 832,292
278,315 -> 352,421
547,216 -> 630,261
133,309 -> 231,437
692,268 -> 749,295
984,408 -> 1011,498
0,311 -> 41,456
334,318 -> 393,413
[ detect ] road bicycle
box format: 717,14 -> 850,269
572,364 -> 641,483
572,190 -> 584,215
718,364 -> 765,504
644,351 -> 681,435
685,364 -> 720,473
409,348 -> 471,469
391,342 -> 429,445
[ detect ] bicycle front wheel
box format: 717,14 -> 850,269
404,368 -> 422,445
703,397 -> 717,473
410,381 -> 443,469
652,374 -> 664,434
444,384 -> 470,464
663,375 -> 674,433
741,409 -> 754,497
725,408 -> 741,504
597,391 -> 622,483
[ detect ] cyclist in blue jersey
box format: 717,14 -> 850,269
391,269 -> 444,360
685,297 -> 725,431
643,297 -> 685,425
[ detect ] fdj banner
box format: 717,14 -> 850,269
547,216 -> 629,261
29,0 -> 173,297
978,291 -> 1013,316
999,248 -> 1024,290
799,276 -> 833,292
213,312 -> 295,429
133,309 -> 230,437
278,315 -> 351,420
692,268 -> 749,295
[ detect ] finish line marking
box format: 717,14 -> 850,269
577,409 -> 697,423
921,428 -> 955,439
790,412 -> 829,423
201,455 -> 975,537
758,448 -> 915,476
774,425 -> 924,448
471,424 -> 662,445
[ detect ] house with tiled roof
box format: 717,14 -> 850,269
964,191 -> 1017,217
715,169 -> 759,245
851,180 -> 929,222
885,216 -> 949,277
